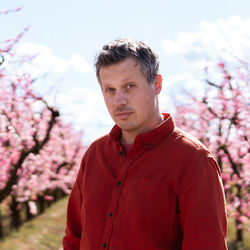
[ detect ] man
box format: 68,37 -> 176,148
63,39 -> 228,250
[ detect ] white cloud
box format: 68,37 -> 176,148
158,73 -> 204,114
162,16 -> 250,65
160,16 -> 250,112
161,40 -> 187,55
6,43 -> 110,144
14,43 -> 92,76
165,74 -> 202,90
46,86 -> 113,145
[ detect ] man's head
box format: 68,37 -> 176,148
95,38 -> 159,85
95,39 -> 162,144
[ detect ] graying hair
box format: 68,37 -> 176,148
95,38 -> 159,84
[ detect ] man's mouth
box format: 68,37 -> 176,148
115,111 -> 133,120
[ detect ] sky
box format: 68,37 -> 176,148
1,0 -> 250,144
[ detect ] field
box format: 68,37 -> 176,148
0,197 -> 249,250
0,197 -> 68,250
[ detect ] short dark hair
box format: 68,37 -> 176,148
95,38 -> 159,84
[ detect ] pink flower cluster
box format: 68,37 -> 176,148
0,11 -> 85,214
175,59 -> 249,236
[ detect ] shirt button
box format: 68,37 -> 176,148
116,181 -> 122,187
103,243 -> 107,248
147,142 -> 151,147
119,151 -> 123,156
109,212 -> 113,217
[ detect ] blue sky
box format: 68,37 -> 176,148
1,0 -> 250,143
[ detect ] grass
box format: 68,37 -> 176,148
228,219 -> 250,250
0,197 -> 68,250
0,196 -> 249,250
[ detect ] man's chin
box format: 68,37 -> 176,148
115,121 -> 129,128
116,122 -> 137,132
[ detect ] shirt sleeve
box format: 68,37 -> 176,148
178,154 -> 228,250
62,158 -> 84,250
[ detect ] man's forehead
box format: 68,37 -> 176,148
101,57 -> 139,70
98,57 -> 145,87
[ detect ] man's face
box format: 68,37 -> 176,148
99,57 -> 162,139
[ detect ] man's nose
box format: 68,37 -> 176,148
113,90 -> 128,106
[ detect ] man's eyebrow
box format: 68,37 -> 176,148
102,78 -> 135,87
102,83 -> 111,88
122,78 -> 133,83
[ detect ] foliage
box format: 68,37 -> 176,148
175,59 -> 249,243
0,6 -> 84,238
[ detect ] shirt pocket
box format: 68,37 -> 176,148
125,176 -> 172,222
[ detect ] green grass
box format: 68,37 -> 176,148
0,196 -> 249,249
0,197 -> 69,250
228,219 -> 250,250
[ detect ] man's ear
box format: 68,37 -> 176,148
153,74 -> 162,94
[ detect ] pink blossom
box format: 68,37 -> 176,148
44,195 -> 54,201
28,201 -> 37,215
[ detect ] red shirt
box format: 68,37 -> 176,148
63,114 -> 227,250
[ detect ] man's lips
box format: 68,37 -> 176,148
114,111 -> 133,119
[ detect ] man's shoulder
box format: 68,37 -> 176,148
168,127 -> 220,179
85,133 -> 113,154
170,127 -> 212,158
91,133 -> 110,145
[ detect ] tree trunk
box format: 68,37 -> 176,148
9,196 -> 21,230
0,206 -> 4,240
37,195 -> 45,214
235,185 -> 243,243
53,188 -> 63,201
24,201 -> 33,221
235,218 -> 243,242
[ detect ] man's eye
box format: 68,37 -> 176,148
127,83 -> 135,89
105,88 -> 115,93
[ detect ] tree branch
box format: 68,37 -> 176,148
0,106 -> 59,203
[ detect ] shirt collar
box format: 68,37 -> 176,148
109,113 -> 175,148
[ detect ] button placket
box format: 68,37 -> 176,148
116,181 -> 122,187
101,146 -> 145,249
100,160 -> 130,249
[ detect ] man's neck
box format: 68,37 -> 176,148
120,114 -> 164,145
120,131 -> 137,145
